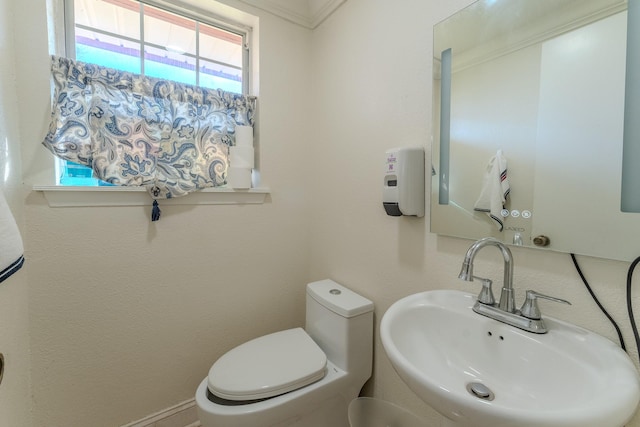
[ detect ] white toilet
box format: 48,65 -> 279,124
195,279 -> 374,427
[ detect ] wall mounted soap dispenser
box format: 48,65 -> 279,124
383,147 -> 425,217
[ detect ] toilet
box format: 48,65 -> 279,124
195,279 -> 374,427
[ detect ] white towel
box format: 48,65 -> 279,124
0,188 -> 24,283
474,150 -> 510,231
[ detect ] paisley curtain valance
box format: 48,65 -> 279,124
42,55 -> 256,219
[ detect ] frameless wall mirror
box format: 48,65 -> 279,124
430,0 -> 640,261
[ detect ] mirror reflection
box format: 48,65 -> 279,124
430,0 -> 636,261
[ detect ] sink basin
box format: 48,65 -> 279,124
380,290 -> 640,427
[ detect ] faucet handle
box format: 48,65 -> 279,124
472,276 -> 495,305
520,290 -> 571,320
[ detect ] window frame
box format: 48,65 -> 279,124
53,0 -> 256,190
63,0 -> 251,94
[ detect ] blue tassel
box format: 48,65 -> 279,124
151,200 -> 161,221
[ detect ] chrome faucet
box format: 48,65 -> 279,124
458,237 -> 515,312
458,237 -> 570,334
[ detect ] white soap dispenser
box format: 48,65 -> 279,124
383,147 -> 425,217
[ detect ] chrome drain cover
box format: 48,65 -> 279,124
467,382 -> 495,401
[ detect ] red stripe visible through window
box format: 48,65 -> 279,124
98,0 -> 243,45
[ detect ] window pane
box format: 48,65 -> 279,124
144,45 -> 196,85
74,0 -> 140,41
59,161 -> 100,186
76,27 -> 141,73
199,59 -> 242,92
199,25 -> 243,68
144,4 -> 196,56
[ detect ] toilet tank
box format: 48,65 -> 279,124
305,280 -> 374,383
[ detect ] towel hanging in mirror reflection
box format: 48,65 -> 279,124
473,149 -> 510,231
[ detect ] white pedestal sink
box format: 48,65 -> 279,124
380,290 -> 640,427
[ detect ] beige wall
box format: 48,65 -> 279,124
310,0 -> 640,425
3,0 -> 640,426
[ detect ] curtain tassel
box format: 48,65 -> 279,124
151,200 -> 161,221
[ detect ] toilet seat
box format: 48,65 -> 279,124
207,327 -> 327,401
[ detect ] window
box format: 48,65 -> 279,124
58,0 -> 250,186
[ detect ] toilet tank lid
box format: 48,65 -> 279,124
307,279 -> 374,318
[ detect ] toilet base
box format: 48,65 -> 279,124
196,361 -> 359,427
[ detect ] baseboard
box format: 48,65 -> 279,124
120,398 -> 200,427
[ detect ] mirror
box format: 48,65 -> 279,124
430,0 -> 638,261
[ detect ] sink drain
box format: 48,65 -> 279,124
466,382 -> 495,401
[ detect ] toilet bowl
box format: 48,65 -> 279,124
195,279 -> 374,427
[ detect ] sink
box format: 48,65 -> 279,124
380,290 -> 640,427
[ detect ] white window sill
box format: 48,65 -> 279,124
33,185 -> 270,207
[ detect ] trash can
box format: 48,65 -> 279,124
348,397 -> 428,427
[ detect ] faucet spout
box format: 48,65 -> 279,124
458,237 -> 515,312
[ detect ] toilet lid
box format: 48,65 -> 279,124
207,327 -> 327,401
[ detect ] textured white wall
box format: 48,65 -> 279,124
0,0 -> 32,426
309,0 -> 640,425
